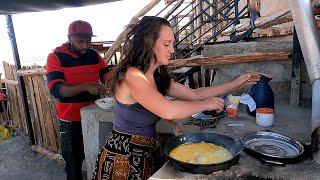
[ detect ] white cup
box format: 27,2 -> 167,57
256,108 -> 274,127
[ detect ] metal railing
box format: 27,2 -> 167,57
163,0 -> 251,59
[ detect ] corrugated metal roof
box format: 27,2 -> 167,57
0,0 -> 122,15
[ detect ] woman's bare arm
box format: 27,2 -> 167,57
123,67 -> 224,120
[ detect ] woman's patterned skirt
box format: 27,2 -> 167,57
92,129 -> 156,180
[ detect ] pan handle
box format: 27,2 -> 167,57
260,158 -> 285,166
171,121 -> 183,136
234,139 -> 244,153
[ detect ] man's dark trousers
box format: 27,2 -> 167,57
59,120 -> 84,180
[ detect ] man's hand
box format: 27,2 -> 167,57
84,83 -> 107,95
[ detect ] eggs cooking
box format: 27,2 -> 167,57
169,142 -> 233,164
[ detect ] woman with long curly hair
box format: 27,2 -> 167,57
92,16 -> 260,180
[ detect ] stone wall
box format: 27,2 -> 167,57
201,40 -> 312,104
203,41 -> 292,100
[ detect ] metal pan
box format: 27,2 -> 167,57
163,133 -> 242,174
189,110 -> 226,129
191,110 -> 226,121
242,131 -> 305,165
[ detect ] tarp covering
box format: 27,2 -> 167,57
0,125 -> 12,140
0,0 -> 122,15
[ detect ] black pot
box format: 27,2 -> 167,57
163,133 -> 242,174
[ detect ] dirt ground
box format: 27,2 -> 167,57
0,134 -> 66,180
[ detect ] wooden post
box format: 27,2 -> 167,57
248,0 -> 261,13
196,0 -> 203,44
104,0 -> 161,63
290,29 -> 302,107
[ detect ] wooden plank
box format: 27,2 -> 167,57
164,0 -> 184,19
47,93 -> 60,152
104,0 -> 162,63
280,27 -> 293,36
3,63 -> 13,126
10,64 -> 21,130
13,65 -> 27,133
164,0 -> 176,4
200,66 -> 205,87
36,75 -> 58,152
32,76 -> 49,148
168,51 -> 291,67
16,68 -> 46,76
31,145 -> 64,163
204,68 -> 211,87
0,79 -> 18,85
25,76 -> 43,146
4,63 -> 14,128
8,65 -> 20,129
267,27 -> 281,37
13,66 -> 26,133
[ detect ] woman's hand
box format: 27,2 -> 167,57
233,72 -> 261,89
204,97 -> 225,111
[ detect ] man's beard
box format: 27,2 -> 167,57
75,48 -> 87,55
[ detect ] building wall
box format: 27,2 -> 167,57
238,0 -> 289,16
202,41 -> 293,102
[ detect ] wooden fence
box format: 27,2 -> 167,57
3,62 -> 60,154
3,62 -> 27,133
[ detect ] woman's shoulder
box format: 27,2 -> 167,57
125,67 -> 146,80
126,67 -> 142,73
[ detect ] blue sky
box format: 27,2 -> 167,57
0,0 -> 166,68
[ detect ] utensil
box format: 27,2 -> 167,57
163,133 -> 242,174
192,110 -> 225,120
190,110 -> 226,129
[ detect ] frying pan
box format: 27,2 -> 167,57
242,131 -> 305,165
163,133 -> 242,174
163,131 -> 305,174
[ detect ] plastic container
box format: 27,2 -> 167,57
226,103 -> 239,118
256,108 -> 274,127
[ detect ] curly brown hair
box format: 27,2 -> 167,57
108,16 -> 172,96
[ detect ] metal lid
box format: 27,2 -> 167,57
242,131 -> 304,159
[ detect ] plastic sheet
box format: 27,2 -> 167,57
0,125 -> 12,140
